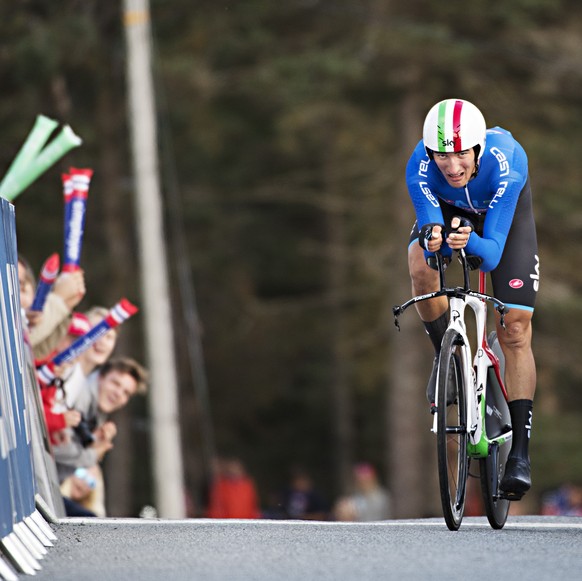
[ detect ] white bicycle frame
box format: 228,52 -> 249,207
432,274 -> 513,456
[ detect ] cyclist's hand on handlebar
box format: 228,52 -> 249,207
418,223 -> 445,253
446,216 -> 473,250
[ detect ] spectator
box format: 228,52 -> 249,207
18,254 -> 86,361
53,356 -> 148,516
206,457 -> 261,519
333,463 -> 391,522
61,305 -> 119,408
38,268 -> 86,347
18,254 -> 41,328
59,467 -> 103,518
78,306 -> 119,375
276,466 -> 329,520
53,310 -> 92,355
40,312 -> 91,445
541,483 -> 582,516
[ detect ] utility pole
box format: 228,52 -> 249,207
123,0 -> 186,518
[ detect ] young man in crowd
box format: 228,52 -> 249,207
53,357 -> 148,516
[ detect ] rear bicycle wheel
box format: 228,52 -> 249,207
480,331 -> 511,529
479,445 -> 510,529
436,328 -> 469,531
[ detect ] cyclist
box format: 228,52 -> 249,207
405,98 -> 539,501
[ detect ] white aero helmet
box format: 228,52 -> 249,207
423,99 -> 486,160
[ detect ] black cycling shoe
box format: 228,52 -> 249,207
499,456 -> 531,500
426,356 -> 459,411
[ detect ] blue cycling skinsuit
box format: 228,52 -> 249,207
406,127 -> 539,311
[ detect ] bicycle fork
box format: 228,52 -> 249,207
432,295 -> 485,451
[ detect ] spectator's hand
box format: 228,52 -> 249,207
25,310 -> 43,328
52,270 -> 86,310
96,421 -> 117,442
63,409 -> 82,428
52,362 -> 73,379
69,475 -> 92,501
91,438 -> 114,461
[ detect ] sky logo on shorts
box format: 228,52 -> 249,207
509,279 -> 524,289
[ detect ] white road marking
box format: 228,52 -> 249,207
58,517 -> 582,529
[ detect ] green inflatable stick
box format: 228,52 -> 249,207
0,115 -> 58,199
0,123 -> 82,201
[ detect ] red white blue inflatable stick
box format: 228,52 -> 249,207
30,253 -> 60,312
37,298 -> 138,386
63,167 -> 93,272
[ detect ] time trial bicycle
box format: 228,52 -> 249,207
393,249 -> 513,530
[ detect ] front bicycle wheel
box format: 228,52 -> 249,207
479,331 -> 511,529
436,328 -> 469,531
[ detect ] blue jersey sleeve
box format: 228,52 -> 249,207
465,129 -> 528,271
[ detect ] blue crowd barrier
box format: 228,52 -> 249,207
0,198 -> 59,577
1,201 -> 36,519
0,422 -> 13,541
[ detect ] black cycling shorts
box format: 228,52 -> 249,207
409,177 -> 539,311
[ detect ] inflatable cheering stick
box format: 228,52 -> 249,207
37,298 -> 139,386
62,167 -> 93,272
0,115 -> 82,201
30,253 -> 60,312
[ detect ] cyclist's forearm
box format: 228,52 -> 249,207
465,233 -> 504,272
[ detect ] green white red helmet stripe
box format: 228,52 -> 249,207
423,98 -> 487,159
436,99 -> 464,152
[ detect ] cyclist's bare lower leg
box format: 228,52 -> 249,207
495,310 -> 536,401
409,245 -> 449,406
495,309 -> 535,499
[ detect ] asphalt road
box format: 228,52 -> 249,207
20,516 -> 582,581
